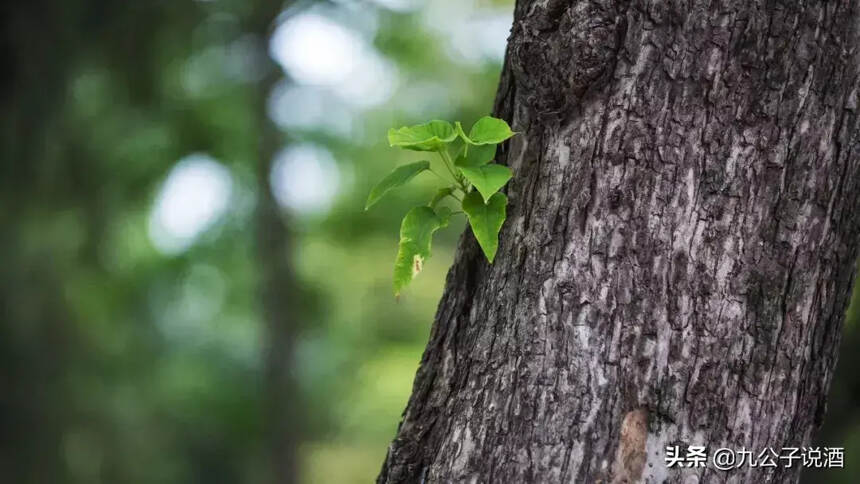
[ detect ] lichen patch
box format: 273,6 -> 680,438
611,408 -> 648,484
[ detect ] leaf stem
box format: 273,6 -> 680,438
428,168 -> 449,183
437,149 -> 458,181
439,149 -> 471,192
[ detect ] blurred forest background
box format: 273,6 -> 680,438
0,0 -> 857,483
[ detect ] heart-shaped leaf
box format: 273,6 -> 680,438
365,161 -> 430,210
388,120 -> 457,151
462,190 -> 507,263
457,116 -> 515,145
393,206 -> 450,296
458,164 -> 512,203
455,143 -> 496,168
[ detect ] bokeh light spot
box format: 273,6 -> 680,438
269,12 -> 397,107
270,144 -> 341,215
149,154 -> 233,254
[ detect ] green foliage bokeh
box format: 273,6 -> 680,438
0,1 -> 857,483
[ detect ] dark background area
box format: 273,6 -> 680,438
0,1 -> 856,482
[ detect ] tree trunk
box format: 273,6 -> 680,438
256,92 -> 300,484
248,3 -> 301,483
379,1 -> 860,483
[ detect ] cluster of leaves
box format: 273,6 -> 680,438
366,116 -> 516,296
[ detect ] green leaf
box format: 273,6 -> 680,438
388,120 -> 457,151
435,206 -> 453,226
458,164 -> 512,203
462,190 -> 507,263
457,116 -> 515,145
455,143 -> 496,168
365,161 -> 430,210
393,206 -> 448,296
429,187 -> 455,208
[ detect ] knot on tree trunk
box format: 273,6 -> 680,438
509,0 -> 627,119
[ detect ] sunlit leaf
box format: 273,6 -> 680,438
365,161 -> 430,210
462,190 -> 507,263
388,120 -> 457,151
457,116 -> 515,145
458,164 -> 511,203
393,206 -> 450,296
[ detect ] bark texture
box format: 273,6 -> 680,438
379,1 -> 860,483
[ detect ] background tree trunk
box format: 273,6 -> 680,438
248,3 -> 301,483
379,1 -> 860,482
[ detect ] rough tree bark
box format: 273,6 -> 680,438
379,1 -> 860,483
